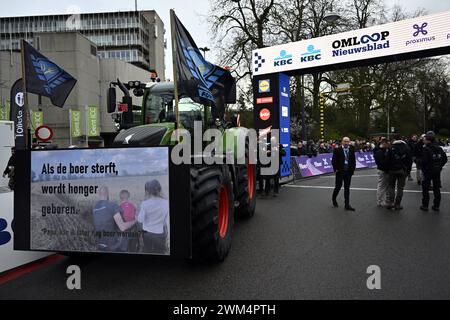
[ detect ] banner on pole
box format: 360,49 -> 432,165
9,79 -> 26,149
70,109 -> 81,138
0,101 -> 10,120
31,111 -> 44,137
87,105 -> 99,137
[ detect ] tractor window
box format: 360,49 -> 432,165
144,94 -> 206,129
144,94 -> 166,125
178,98 -> 205,129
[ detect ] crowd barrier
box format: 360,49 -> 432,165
290,151 -> 377,179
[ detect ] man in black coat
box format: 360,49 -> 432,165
420,132 -> 448,212
374,138 -> 390,207
332,137 -> 356,211
386,134 -> 413,211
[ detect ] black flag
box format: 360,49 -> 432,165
9,79 -> 27,149
22,40 -> 77,108
171,10 -> 236,109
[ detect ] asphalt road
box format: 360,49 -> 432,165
1,165 -> 450,300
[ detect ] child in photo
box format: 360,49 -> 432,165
119,190 -> 139,252
119,190 -> 137,222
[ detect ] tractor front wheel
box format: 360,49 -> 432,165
191,165 -> 234,262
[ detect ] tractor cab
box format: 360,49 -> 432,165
107,80 -> 217,146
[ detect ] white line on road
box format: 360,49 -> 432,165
284,185 -> 450,195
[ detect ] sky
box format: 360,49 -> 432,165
1,0 -> 450,79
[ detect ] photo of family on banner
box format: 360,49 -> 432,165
29,147 -> 171,256
295,152 -> 377,177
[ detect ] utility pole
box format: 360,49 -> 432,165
135,0 -> 138,11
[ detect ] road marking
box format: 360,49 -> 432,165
284,185 -> 450,195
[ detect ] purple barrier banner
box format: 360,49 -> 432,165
295,152 -> 376,178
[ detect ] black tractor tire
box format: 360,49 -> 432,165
235,144 -> 257,219
191,165 -> 234,262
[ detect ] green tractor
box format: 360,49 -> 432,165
106,79 -> 256,262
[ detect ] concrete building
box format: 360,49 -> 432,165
0,32 -> 151,148
0,10 -> 166,78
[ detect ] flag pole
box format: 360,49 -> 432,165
170,9 -> 180,133
20,39 -> 30,149
69,109 -> 73,147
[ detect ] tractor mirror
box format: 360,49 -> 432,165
107,87 -> 117,113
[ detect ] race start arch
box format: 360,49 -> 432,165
252,10 -> 450,177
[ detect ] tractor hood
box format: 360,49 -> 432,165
113,125 -> 168,147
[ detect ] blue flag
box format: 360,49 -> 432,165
171,10 -> 236,109
23,40 -> 77,108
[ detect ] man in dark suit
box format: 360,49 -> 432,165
332,137 -> 356,211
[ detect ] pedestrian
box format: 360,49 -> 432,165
414,135 -> 426,186
264,136 -> 286,197
374,138 -> 390,207
318,142 -> 328,154
297,141 -> 307,156
2,147 -> 16,191
306,140 -> 318,158
407,135 -> 418,181
385,134 -> 413,211
420,131 -> 448,212
332,137 -> 356,211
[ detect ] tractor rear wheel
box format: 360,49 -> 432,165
191,165 -> 234,262
235,144 -> 257,219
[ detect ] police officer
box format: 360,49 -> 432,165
420,131 -> 448,212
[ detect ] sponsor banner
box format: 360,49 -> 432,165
258,79 -> 271,93
31,111 -> 44,137
279,74 -> 291,177
259,108 -> 271,121
70,109 -> 82,138
295,152 -> 376,178
1,123 -> 50,273
0,192 -> 51,273
253,11 -> 450,76
9,79 -> 26,149
256,97 -> 274,104
87,105 -> 100,137
29,147 -> 171,255
0,101 -> 10,121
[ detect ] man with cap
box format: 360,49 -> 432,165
420,131 -> 448,212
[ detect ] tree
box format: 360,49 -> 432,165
209,0 -> 276,81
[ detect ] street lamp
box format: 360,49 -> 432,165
199,47 -> 211,59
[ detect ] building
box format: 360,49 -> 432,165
0,10 -> 166,79
0,32 -> 151,148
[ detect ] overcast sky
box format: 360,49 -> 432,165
1,0 -> 450,79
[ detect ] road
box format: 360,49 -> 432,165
1,165 -> 450,300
